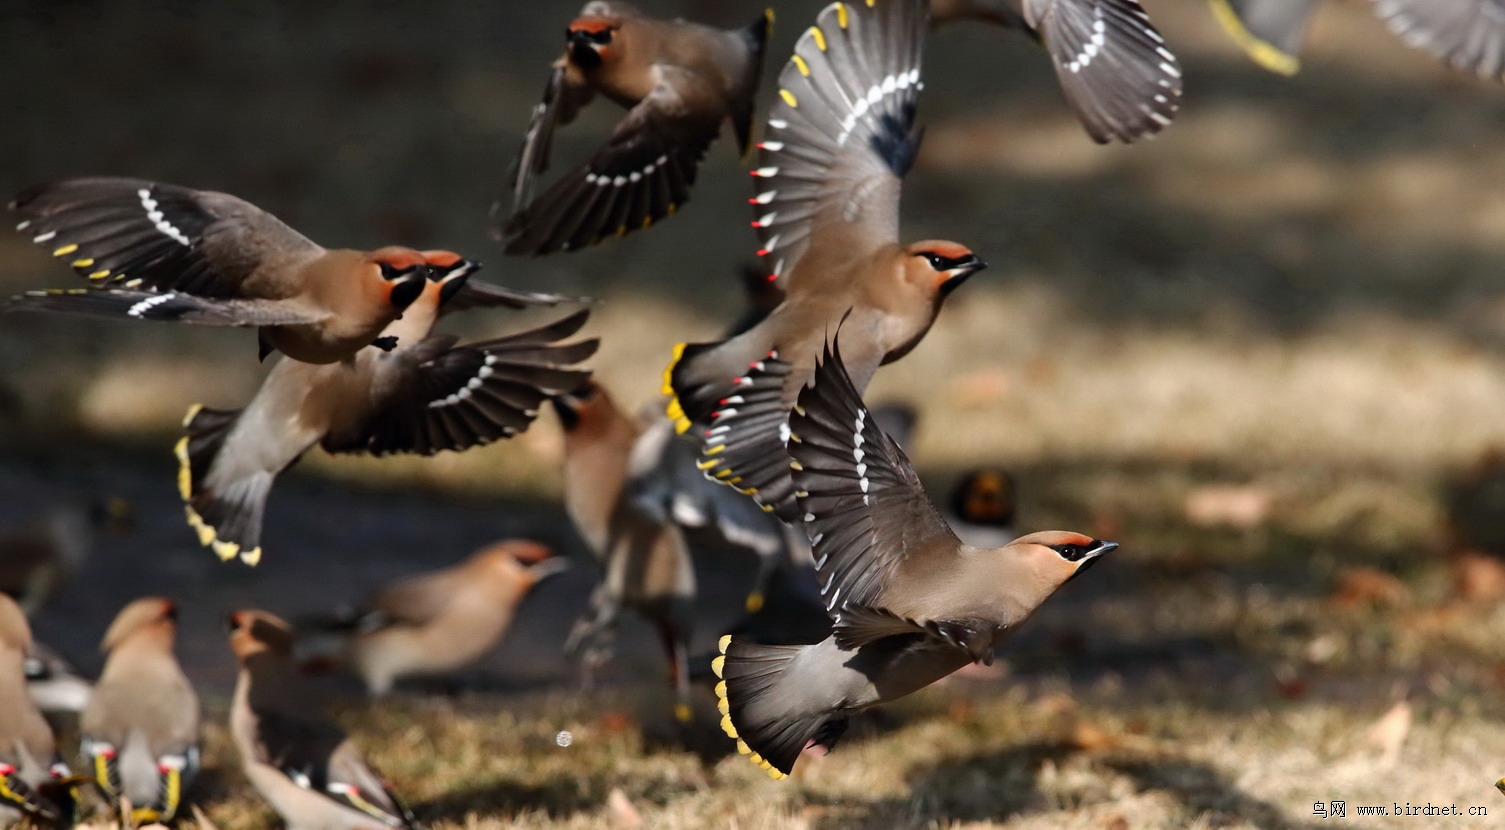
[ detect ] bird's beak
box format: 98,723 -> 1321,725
1068,540 -> 1117,581
529,556 -> 572,581
939,255 -> 987,295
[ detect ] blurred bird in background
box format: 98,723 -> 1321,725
80,597 -> 200,825
296,539 -> 568,696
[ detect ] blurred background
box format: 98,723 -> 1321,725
4,0 -> 1505,826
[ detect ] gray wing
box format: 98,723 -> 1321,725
11,177 -> 323,297
785,339 -> 959,626
7,288 -> 328,326
1373,0 -> 1505,81
1024,0 -> 1181,142
751,0 -> 927,285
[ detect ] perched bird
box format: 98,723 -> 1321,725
176,267 -> 598,565
80,597 -> 200,825
0,595 -> 76,827
500,1 -> 773,254
227,609 -> 420,830
713,342 -> 1116,778
667,0 -> 987,520
0,498 -> 132,614
948,467 -> 1019,548
25,642 -> 92,716
929,0 -> 1182,143
551,382 -> 698,721
296,540 -> 568,696
1209,0 -> 1505,81
8,176 -> 447,364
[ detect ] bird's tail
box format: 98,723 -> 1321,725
177,404 -> 270,565
1207,0 -> 1305,76
712,635 -> 848,779
732,8 -> 776,155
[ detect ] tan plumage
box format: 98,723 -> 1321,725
666,0 -> 986,521
81,597 -> 200,824
500,1 -> 773,254
176,260 -> 598,564
713,342 -> 1115,777
0,595 -> 71,826
929,0 -> 1181,143
227,609 -> 419,830
297,540 -> 566,696
551,382 -> 697,721
9,177 -> 450,364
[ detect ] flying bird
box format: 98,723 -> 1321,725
8,177 -> 454,364
713,341 -> 1115,778
551,382 -> 701,722
227,609 -> 421,830
1209,0 -> 1505,81
666,0 -> 987,521
499,1 -> 773,255
177,267 -> 597,565
295,540 -> 568,696
929,0 -> 1182,143
80,597 -> 200,825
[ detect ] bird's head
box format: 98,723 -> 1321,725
902,241 -> 987,298
369,247 -> 432,311
951,468 -> 1017,528
421,250 -> 482,305
1009,531 -> 1117,586
566,17 -> 619,67
101,596 -> 178,652
225,608 -> 295,661
549,379 -> 609,433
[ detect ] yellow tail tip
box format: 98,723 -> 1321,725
174,437 -> 193,499
721,713 -> 739,738
718,634 -> 732,653
241,546 -> 263,567
211,538 -> 240,563
662,343 -> 687,396
1207,0 -> 1300,75
184,506 -> 215,547
182,403 -> 204,428
712,656 -> 726,679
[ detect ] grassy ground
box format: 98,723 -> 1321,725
8,0 -> 1505,827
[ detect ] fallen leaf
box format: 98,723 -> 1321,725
1330,566 -> 1410,609
1184,484 -> 1272,529
1454,551 -> 1505,601
607,788 -> 642,828
1365,701 -> 1412,768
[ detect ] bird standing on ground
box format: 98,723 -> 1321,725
666,0 -> 988,521
296,540 -> 568,696
176,265 -> 598,565
551,382 -> 698,722
8,176 -> 445,364
1209,0 -> 1505,81
929,0 -> 1182,143
499,1 -> 773,254
80,597 -> 200,825
713,342 -> 1116,778
0,595 -> 75,827
227,609 -> 420,830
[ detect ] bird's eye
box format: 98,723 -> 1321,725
1050,544 -> 1085,560
918,252 -> 973,272
378,262 -> 402,280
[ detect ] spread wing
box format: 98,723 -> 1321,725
505,61 -> 597,213
441,279 -> 590,315
323,310 -> 598,456
7,287 -> 329,327
1373,0 -> 1505,81
786,338 -> 959,636
751,0 -> 927,286
502,67 -> 725,255
1024,0 -> 1181,142
11,177 -> 324,298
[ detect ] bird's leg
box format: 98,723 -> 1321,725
656,620 -> 693,724
564,586 -> 619,692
